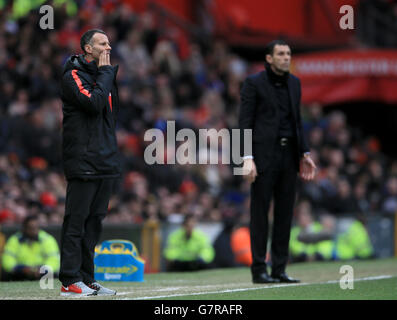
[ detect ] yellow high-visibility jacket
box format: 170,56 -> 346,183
290,222 -> 334,260
2,230 -> 60,273
164,228 -> 215,263
335,220 -> 374,260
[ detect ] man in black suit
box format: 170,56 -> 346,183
239,40 -> 316,284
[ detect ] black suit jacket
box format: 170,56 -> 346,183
239,70 -> 309,173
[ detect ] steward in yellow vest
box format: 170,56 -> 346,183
2,215 -> 60,281
164,214 -> 215,271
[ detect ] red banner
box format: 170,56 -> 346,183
211,0 -> 358,47
291,50 -> 397,105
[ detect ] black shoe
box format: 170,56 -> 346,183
252,273 -> 280,284
271,272 -> 300,283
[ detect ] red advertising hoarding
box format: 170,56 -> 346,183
292,50 -> 397,105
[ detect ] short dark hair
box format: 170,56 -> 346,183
183,214 -> 195,226
80,29 -> 106,54
265,39 -> 289,57
22,214 -> 38,227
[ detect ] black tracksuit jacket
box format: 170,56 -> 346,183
60,54 -> 121,180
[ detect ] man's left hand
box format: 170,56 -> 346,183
299,154 -> 316,181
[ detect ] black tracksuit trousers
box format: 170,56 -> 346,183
59,178 -> 114,286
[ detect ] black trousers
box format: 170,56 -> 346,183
250,139 -> 298,277
59,178 -> 114,286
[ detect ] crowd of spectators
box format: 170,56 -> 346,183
298,104 -> 397,219
0,2 -> 396,231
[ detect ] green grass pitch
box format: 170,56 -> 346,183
0,258 -> 396,300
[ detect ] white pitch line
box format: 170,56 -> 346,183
0,275 -> 392,300
116,287 -> 184,296
120,275 -> 394,300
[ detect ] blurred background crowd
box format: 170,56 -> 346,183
0,0 -> 396,269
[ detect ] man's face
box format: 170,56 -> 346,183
266,44 -> 291,74
298,211 -> 312,228
184,218 -> 196,235
85,32 -> 112,61
23,219 -> 39,240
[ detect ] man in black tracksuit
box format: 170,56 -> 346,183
59,29 -> 120,296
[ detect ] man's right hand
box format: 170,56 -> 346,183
98,50 -> 111,67
242,158 -> 258,183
